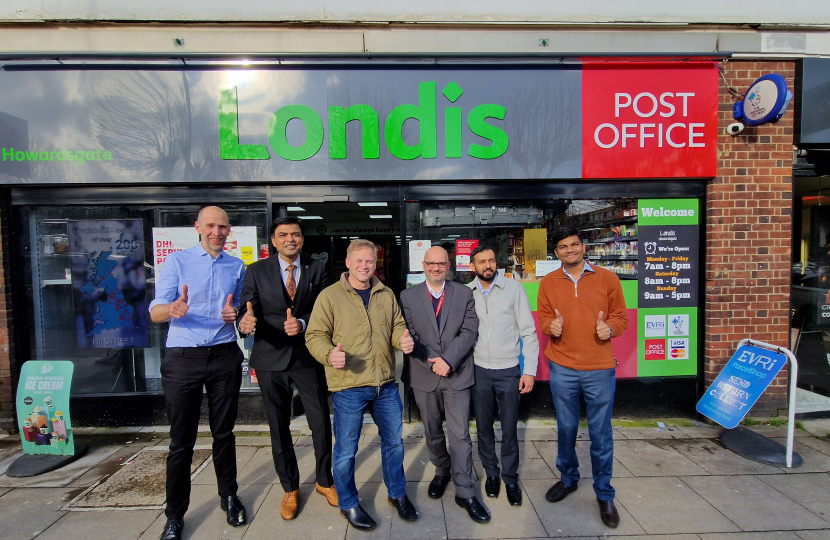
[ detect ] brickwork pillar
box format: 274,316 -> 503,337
706,61 -> 795,417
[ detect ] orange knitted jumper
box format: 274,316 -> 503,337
537,264 -> 628,371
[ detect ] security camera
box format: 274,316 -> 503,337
726,123 -> 744,136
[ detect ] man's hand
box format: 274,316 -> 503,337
428,357 -> 451,377
239,301 -> 257,334
221,294 -> 237,323
169,285 -> 189,319
550,308 -> 564,337
596,311 -> 611,340
331,342 -> 346,369
400,329 -> 414,354
284,308 -> 300,336
519,374 -> 535,394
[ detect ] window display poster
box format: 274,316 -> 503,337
16,361 -> 75,456
152,227 -> 198,275
223,226 -> 259,266
455,239 -> 479,272
69,220 -> 149,349
523,228 -> 548,274
409,240 -> 431,271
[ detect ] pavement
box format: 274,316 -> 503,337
0,418 -> 829,540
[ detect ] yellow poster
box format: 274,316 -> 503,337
524,228 -> 547,275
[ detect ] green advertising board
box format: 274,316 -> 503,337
16,361 -> 75,456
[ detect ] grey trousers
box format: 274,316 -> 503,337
412,377 -> 476,499
472,364 -> 521,484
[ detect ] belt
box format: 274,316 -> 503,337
172,341 -> 239,352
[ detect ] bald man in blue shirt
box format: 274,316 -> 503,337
149,206 -> 247,540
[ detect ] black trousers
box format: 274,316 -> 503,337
257,357 -> 333,492
472,364 -> 521,484
161,342 -> 243,521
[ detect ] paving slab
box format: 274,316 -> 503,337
620,428 -> 691,440
237,447 -> 280,485
234,436 -> 273,447
341,481 -> 447,540
36,508 -> 163,540
522,479 -> 645,537
192,445 -> 259,486
770,439 -> 830,473
743,426 -> 811,438
797,531 -> 830,540
613,476 -> 738,535
234,483 -> 346,540
139,481 -> 271,540
756,472 -> 830,522
665,440 -> 783,476
0,446 -> 119,488
402,442 -> 434,484
66,446 -> 144,488
0,487 -> 73,539
442,480 -> 547,540
0,487 -> 9,497
699,533 -> 803,540
601,536 -> 700,540
799,419 -> 830,437
675,425 -> 725,439
576,426 -> 628,441
472,440 -> 542,462
681,475 -> 830,531
517,428 -> 558,441
613,440 -> 708,477
0,447 -> 22,476
792,436 -> 830,456
533,440 -> 634,480
354,442 -> 388,484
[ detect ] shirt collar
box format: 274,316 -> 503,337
278,254 -> 300,273
473,272 -> 504,292
562,260 -> 594,279
427,280 -> 446,298
195,242 -> 224,260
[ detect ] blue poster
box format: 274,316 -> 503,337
696,344 -> 788,429
69,220 -> 148,348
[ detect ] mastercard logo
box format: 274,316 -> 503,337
671,348 -> 687,359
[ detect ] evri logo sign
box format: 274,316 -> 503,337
219,82 -> 508,162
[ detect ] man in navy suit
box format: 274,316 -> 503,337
238,216 -> 335,520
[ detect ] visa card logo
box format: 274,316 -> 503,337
670,338 -> 689,359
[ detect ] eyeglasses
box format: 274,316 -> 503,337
424,261 -> 449,269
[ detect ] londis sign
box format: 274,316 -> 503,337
0,64 -> 718,184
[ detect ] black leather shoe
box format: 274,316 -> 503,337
388,494 -> 418,521
505,483 -> 522,506
159,519 -> 183,540
340,505 -> 377,530
454,496 -> 491,524
220,494 -> 247,527
545,480 -> 577,503
484,477 -> 500,498
428,474 -> 452,499
598,499 -> 620,528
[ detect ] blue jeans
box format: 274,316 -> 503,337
331,382 -> 406,510
548,361 -> 616,501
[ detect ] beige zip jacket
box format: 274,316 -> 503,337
306,273 -> 408,392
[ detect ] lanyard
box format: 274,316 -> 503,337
429,286 -> 445,318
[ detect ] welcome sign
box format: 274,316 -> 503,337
0,63 -> 717,184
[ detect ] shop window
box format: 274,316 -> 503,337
18,204 -> 268,395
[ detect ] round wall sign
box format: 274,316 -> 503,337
735,74 -> 792,126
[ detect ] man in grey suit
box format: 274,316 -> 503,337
399,246 -> 488,524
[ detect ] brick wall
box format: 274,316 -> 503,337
706,61 -> 795,418
0,189 -> 15,431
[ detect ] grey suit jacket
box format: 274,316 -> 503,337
399,281 -> 479,392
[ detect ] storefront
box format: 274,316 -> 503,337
0,58 -> 730,423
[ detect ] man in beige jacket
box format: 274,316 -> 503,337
306,239 -> 416,531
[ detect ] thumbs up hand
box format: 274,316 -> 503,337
550,308 -> 564,337
169,285 -> 190,319
221,294 -> 237,323
331,343 -> 346,369
240,301 -> 257,334
284,308 -> 300,336
400,329 -> 414,354
596,311 -> 611,341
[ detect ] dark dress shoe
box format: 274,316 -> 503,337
159,519 -> 183,540
428,474 -> 452,499
598,499 -> 620,528
388,494 -> 418,521
220,494 -> 247,527
340,505 -> 377,530
545,480 -> 577,503
484,477 -> 500,498
505,483 -> 522,506
454,496 -> 491,524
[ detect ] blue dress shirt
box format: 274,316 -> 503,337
149,244 -> 246,347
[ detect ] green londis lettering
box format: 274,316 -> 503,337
328,104 -> 380,159
269,105 -> 324,161
219,87 -> 270,160
468,104 -> 508,159
445,108 -> 462,158
384,81 -> 437,160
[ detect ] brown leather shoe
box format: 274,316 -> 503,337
316,483 -> 338,507
280,490 -> 299,520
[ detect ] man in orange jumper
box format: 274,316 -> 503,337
537,226 -> 627,529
